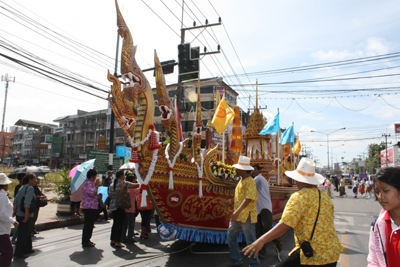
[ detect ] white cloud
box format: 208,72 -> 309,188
311,50 -> 364,61
364,37 -> 391,56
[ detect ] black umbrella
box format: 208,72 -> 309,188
8,166 -> 50,179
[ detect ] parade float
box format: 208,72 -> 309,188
107,0 -> 296,243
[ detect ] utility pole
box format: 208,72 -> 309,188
1,74 -> 15,132
176,4 -> 221,113
382,133 -> 391,167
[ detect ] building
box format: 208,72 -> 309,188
11,120 -> 57,166
52,108 -> 131,168
0,131 -> 13,164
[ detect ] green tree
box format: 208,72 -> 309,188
365,143 -> 386,174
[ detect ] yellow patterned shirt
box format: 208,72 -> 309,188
234,176 -> 258,223
280,187 -> 344,265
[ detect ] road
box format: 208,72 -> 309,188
10,187 -> 381,267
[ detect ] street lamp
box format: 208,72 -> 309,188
311,127 -> 346,172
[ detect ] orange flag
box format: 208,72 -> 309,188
212,96 -> 234,135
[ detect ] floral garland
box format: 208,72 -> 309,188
132,128 -> 159,207
194,151 -> 205,197
165,142 -> 183,190
210,161 -> 239,182
130,129 -> 152,148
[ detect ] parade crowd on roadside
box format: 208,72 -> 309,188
0,156 -> 400,267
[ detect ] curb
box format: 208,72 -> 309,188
11,217 -> 84,234
35,217 -> 84,231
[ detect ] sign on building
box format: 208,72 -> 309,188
87,149 -> 119,174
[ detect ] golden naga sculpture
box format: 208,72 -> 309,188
108,0 -> 154,156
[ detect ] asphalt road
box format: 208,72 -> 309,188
10,187 -> 381,267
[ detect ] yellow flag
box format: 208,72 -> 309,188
212,96 -> 234,135
292,138 -> 301,155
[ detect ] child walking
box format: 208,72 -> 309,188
368,167 -> 400,266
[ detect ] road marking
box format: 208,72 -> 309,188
336,229 -> 371,235
340,231 -> 350,267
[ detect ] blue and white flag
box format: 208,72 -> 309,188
280,125 -> 294,145
259,112 -> 280,135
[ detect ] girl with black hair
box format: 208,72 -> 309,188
368,167 -> 400,266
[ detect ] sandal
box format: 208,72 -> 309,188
115,243 -> 125,248
110,241 -> 115,246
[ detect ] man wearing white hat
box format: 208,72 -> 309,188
226,156 -> 260,267
243,158 -> 343,266
0,173 -> 18,266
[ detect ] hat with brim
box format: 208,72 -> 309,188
285,157 -> 324,185
233,156 -> 254,171
0,173 -> 12,185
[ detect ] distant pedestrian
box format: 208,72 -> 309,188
81,169 -> 100,248
353,177 -> 359,198
226,156 -> 260,267
365,179 -> 372,199
324,174 -> 333,198
339,176 -> 347,197
334,176 -> 339,193
359,178 -> 365,196
13,173 -> 36,258
368,167 -> 400,266
97,193 -> 108,221
251,164 -> 282,259
0,173 -> 18,267
70,185 -> 82,217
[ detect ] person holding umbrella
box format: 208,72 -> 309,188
0,173 -> 18,266
81,169 -> 100,247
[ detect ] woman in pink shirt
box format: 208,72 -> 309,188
81,169 -> 100,248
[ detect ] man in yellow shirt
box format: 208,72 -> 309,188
226,156 -> 260,267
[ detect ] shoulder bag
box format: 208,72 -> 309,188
36,197 -> 48,207
299,189 -> 321,258
20,186 -> 36,213
114,180 -> 132,210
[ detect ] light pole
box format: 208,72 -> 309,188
311,127 -> 346,172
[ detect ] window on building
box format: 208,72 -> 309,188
201,86 -> 214,94
168,90 -> 177,97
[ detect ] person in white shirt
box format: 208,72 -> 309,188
365,179 -> 371,198
353,176 -> 359,198
251,164 -> 282,258
0,173 -> 18,266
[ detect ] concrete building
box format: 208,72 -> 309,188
0,131 -> 13,164
53,109 -> 128,168
10,120 -> 57,166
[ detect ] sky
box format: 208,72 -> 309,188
1,0 -> 400,170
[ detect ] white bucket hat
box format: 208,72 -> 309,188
232,156 -> 254,171
0,173 -> 12,185
285,157 -> 324,185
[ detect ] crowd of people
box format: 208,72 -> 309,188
0,157 -> 399,266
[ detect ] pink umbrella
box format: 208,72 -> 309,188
69,164 -> 81,178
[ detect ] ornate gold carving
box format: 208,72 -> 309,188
181,195 -> 233,222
